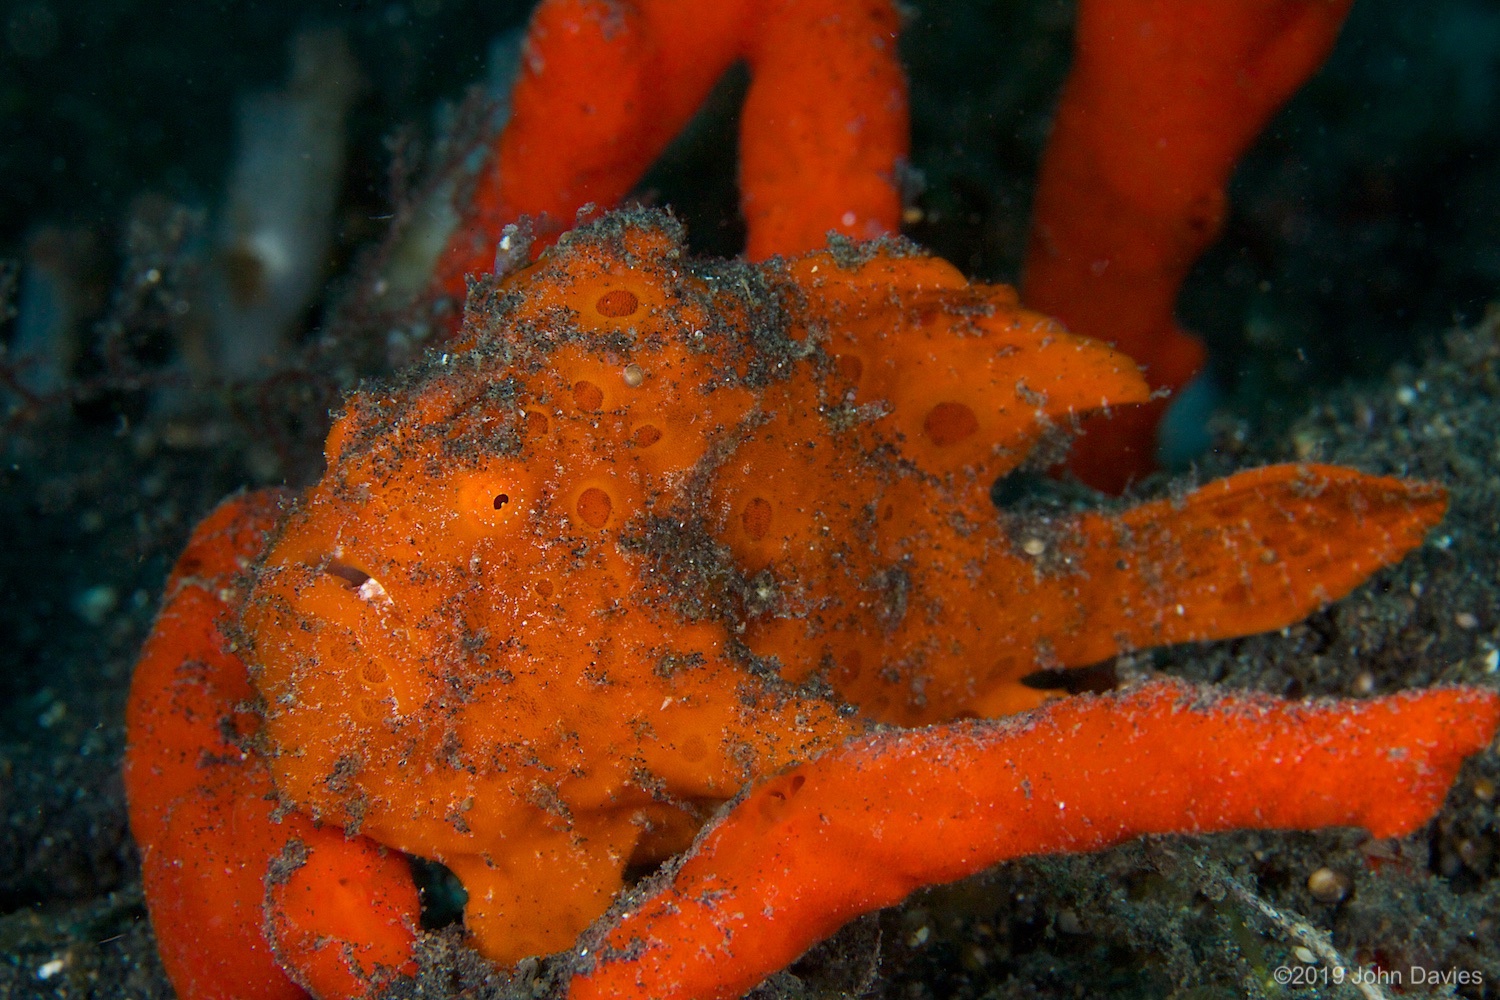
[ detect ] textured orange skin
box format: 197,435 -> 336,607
1023,0 -> 1357,491
571,681 -> 1500,1000
436,0 -> 907,299
128,215 -> 1468,999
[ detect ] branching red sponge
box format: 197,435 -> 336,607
570,681 -> 1500,1000
436,0 -> 907,300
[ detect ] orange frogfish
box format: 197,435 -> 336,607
128,210 -> 1462,997
250,209 -> 1442,957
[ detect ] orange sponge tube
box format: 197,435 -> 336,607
124,493 -> 419,1000
570,680 -> 1500,1000
436,0 -> 906,299
1024,0 -> 1355,491
124,493 -> 309,1000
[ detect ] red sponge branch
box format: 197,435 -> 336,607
124,493 -> 420,1000
569,680 -> 1500,1000
1024,0 -> 1356,491
436,0 -> 907,300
